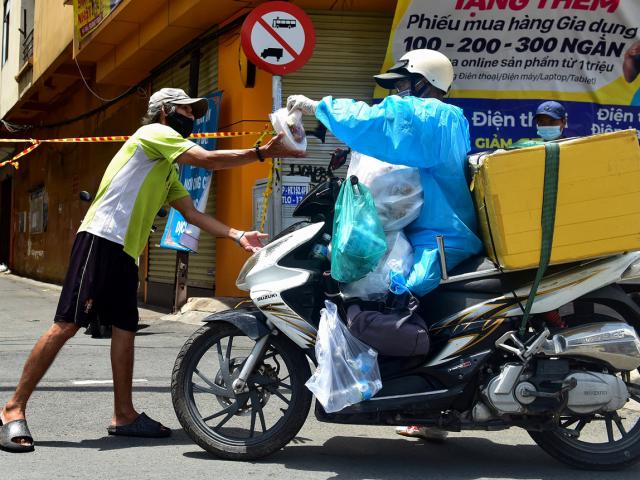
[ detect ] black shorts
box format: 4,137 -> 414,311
54,232 -> 139,332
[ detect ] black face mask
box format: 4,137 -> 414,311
166,111 -> 194,138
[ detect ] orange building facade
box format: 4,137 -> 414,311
0,0 -> 395,306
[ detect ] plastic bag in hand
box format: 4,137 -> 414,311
342,230 -> 414,301
331,178 -> 387,283
347,151 -> 423,231
269,108 -> 307,153
305,301 -> 382,413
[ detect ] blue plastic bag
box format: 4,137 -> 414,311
331,177 -> 387,283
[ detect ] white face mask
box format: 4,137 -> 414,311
537,125 -> 563,141
394,78 -> 412,97
394,77 -> 428,97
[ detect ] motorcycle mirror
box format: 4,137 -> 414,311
79,191 -> 92,202
328,147 -> 350,176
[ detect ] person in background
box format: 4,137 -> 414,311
534,101 -> 567,142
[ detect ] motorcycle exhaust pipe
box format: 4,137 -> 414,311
542,322 -> 640,371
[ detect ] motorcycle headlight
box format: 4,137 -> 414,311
236,250 -> 264,290
235,234 -> 295,290
235,222 -> 326,290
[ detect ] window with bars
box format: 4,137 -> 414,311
18,0 -> 33,67
2,0 -> 10,66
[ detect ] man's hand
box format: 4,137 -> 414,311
286,95 -> 319,116
236,230 -> 269,253
261,132 -> 305,159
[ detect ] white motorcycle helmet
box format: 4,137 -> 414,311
374,49 -> 454,95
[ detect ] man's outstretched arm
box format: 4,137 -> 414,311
170,195 -> 267,252
176,132 -> 303,170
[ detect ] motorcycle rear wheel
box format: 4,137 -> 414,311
529,369 -> 640,470
172,322 -> 312,460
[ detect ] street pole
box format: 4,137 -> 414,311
272,75 -> 282,235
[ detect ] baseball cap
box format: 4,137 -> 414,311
535,101 -> 566,120
148,88 -> 208,119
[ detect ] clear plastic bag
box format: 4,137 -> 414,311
342,230 -> 414,301
269,108 -> 307,153
331,178 -> 387,283
306,301 -> 382,413
347,151 -> 423,231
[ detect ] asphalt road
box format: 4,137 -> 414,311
1,272 -> 639,479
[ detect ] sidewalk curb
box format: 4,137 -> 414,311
159,296 -> 247,326
2,271 -> 62,293
2,272 -> 246,326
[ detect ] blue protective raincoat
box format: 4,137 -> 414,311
316,95 -> 484,296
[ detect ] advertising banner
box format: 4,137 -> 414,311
377,0 -> 640,151
74,0 -> 123,41
160,92 -> 222,252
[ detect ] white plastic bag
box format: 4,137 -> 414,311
269,108 -> 307,153
342,230 -> 413,301
347,151 -> 423,231
306,301 -> 382,413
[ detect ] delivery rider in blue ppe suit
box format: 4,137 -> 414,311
286,49 -> 484,298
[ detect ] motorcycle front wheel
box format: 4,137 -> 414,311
171,322 -> 312,460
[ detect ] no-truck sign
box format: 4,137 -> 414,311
240,1 -> 315,75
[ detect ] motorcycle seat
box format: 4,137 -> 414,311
438,255 -> 582,294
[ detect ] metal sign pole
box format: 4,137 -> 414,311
272,74 -> 283,236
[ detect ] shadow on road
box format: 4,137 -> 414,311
182,435 -> 586,479
36,429 -> 195,451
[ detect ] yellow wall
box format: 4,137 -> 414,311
215,31 -> 273,297
33,1 -> 73,81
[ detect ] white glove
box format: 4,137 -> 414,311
286,95 -> 319,116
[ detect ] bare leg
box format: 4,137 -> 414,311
108,326 -> 170,436
1,322 -> 79,443
110,326 -> 139,426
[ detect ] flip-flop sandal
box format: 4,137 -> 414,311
0,418 -> 35,453
107,412 -> 171,438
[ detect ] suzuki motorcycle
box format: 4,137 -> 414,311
171,150 -> 640,470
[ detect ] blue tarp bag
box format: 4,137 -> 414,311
331,176 -> 387,283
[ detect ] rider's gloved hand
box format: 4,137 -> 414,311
388,270 -> 410,295
286,95 -> 319,116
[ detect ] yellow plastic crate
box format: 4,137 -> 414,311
472,129 -> 640,270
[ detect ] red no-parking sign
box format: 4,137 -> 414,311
240,1 -> 315,76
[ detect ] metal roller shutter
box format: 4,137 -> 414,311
198,39 -> 218,97
281,11 -> 392,182
189,38 -> 219,290
147,212 -> 174,285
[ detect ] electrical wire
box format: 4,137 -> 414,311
74,56 -> 136,103
1,119 -> 31,133
5,14 -> 248,131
